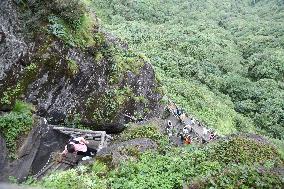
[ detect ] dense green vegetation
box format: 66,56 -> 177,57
38,162 -> 108,189
91,0 -> 284,139
36,136 -> 283,189
0,101 -> 34,157
17,0 -> 97,48
109,137 -> 283,189
189,164 -> 283,188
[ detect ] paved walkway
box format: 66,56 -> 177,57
165,102 -> 217,144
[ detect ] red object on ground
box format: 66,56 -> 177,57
184,136 -> 191,144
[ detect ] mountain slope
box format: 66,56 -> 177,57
91,0 -> 284,138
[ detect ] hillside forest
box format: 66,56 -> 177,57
92,0 -> 284,139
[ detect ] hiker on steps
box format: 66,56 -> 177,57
61,136 -> 97,160
179,127 -> 192,145
166,120 -> 173,136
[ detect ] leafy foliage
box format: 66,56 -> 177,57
12,100 -> 35,114
108,136 -> 283,189
0,101 -> 34,156
0,63 -> 39,107
18,0 -> 97,48
49,0 -> 88,28
66,58 -> 79,76
207,136 -> 283,165
47,14 -> 97,47
188,165 -> 284,189
39,162 -> 107,189
119,123 -> 161,142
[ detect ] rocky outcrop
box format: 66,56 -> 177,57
0,183 -> 37,189
0,0 -> 29,111
96,138 -> 157,167
0,135 -> 7,171
0,0 -> 163,133
0,117 -> 69,182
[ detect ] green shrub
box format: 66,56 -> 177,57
18,0 -> 97,48
21,0 -> 88,26
109,151 -> 189,189
47,0 -> 98,48
269,138 -> 284,160
1,84 -> 22,105
13,100 -> 35,114
207,136 -> 283,165
39,164 -> 107,189
50,0 -> 87,28
0,63 -> 39,107
66,59 -> 79,76
0,101 -> 34,156
47,14 -> 96,47
119,123 -> 161,141
108,136 -> 283,189
188,165 -> 284,189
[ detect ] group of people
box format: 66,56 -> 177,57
166,102 -> 217,145
166,120 -> 193,145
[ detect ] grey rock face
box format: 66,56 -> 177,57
30,122 -> 70,175
0,135 -> 7,171
0,183 -> 37,189
0,0 -> 26,78
0,0 -> 163,132
0,0 -> 28,111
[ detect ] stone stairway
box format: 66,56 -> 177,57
164,101 -> 217,145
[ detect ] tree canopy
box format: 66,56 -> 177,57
91,0 -> 284,139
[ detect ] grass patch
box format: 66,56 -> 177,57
47,13 -> 97,48
13,100 -> 35,114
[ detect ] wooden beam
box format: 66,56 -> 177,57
53,126 -> 106,134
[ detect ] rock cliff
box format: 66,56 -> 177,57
0,0 -> 163,133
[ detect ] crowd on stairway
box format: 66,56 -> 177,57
165,102 -> 218,145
